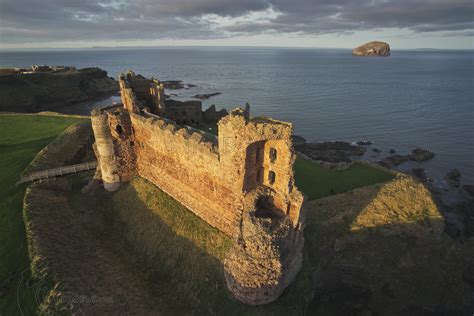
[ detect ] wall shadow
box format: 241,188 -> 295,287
26,167 -> 470,315
86,177 -> 313,314
298,178 -> 469,315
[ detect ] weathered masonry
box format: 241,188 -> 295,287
91,71 -> 306,305
119,70 -> 227,126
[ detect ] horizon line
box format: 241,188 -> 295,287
1,44 -> 473,52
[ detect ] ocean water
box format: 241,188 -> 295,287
1,47 -> 473,183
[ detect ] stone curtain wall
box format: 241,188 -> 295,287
95,71 -> 304,237
94,106 -> 305,236
119,79 -> 140,114
129,112 -> 243,236
163,100 -> 203,126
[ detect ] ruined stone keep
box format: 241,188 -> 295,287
91,71 -> 306,305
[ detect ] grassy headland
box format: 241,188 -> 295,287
4,113 -> 458,315
0,68 -> 117,113
68,173 -> 462,314
294,157 -> 395,200
0,114 -> 86,315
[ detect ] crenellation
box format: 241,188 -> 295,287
176,127 -> 190,139
162,122 -> 176,134
90,71 -> 306,305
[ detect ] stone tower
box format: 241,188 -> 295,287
149,79 -> 166,115
90,109 -> 120,191
218,108 -> 305,305
218,108 -> 304,227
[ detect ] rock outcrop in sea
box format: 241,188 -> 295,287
378,148 -> 435,169
352,41 -> 390,57
295,141 -> 366,163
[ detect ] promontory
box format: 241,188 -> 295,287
0,65 -> 118,113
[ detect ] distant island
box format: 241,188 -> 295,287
352,41 -> 391,56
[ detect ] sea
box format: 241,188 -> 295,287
1,47 -> 473,184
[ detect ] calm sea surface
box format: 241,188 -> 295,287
1,47 -> 473,183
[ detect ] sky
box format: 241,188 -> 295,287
0,0 -> 473,49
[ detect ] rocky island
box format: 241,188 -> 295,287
352,41 -> 391,56
0,65 -> 118,113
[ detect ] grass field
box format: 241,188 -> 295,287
0,114 -> 396,314
0,114 -> 85,315
294,157 -> 395,200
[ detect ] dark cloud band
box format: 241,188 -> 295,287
0,0 -> 472,43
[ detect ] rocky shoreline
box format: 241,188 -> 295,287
193,92 -> 222,99
293,135 -> 474,242
295,140 -> 366,163
161,80 -> 197,90
293,136 -> 436,166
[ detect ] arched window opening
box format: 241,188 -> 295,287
270,147 -> 277,163
268,171 -> 276,185
116,124 -> 123,135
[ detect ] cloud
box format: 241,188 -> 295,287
0,0 -> 473,44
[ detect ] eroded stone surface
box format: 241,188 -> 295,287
224,189 -> 304,305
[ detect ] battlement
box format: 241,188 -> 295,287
135,111 -> 219,154
90,71 -> 305,305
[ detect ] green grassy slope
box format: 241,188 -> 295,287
76,156 -> 395,314
0,113 -> 396,314
0,114 -> 85,315
303,176 -> 464,313
294,157 -> 394,200
89,171 -> 455,314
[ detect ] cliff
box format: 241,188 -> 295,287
352,41 -> 391,56
0,67 -> 118,113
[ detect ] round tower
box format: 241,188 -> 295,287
91,110 -> 120,191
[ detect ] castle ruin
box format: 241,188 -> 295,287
91,71 -> 306,305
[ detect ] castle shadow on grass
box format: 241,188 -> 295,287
67,173 -> 464,314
